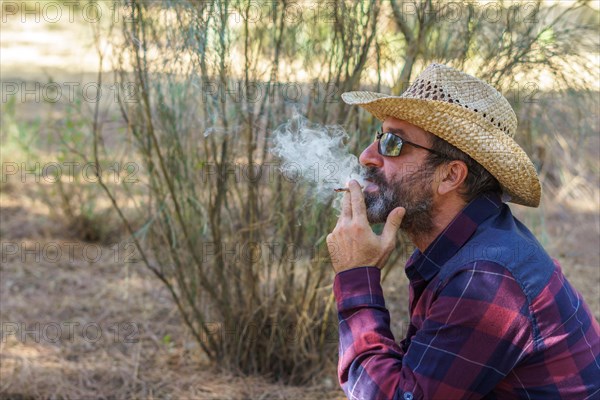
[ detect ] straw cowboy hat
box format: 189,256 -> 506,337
342,63 -> 541,207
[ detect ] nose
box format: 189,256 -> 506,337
359,141 -> 383,168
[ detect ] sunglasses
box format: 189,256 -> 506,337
375,130 -> 447,158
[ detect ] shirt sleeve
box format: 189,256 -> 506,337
333,263 -> 533,400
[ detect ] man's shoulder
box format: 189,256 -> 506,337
435,260 -> 526,296
440,209 -> 556,303
436,259 -> 526,297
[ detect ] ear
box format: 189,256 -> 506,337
436,161 -> 468,196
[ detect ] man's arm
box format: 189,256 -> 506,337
334,262 -> 533,400
335,266 -> 407,399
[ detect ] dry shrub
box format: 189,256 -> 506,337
80,0 -> 597,385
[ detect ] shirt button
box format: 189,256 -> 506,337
403,392 -> 414,400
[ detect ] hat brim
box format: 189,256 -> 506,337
342,91 -> 541,207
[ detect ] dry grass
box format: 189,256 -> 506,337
0,190 -> 343,400
2,82 -> 597,399
2,145 -> 597,398
1,4 -> 598,397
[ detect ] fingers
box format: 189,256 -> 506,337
349,180 -> 367,221
326,233 -> 339,267
340,189 -> 352,220
381,207 -> 405,245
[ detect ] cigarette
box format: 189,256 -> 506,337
334,186 -> 364,192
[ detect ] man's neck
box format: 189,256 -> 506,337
408,198 -> 468,253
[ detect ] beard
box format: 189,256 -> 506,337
363,164 -> 436,236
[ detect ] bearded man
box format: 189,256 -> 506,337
326,64 -> 600,400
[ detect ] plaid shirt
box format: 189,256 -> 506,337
334,194 -> 600,399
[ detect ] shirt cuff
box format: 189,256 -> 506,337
333,266 -> 385,311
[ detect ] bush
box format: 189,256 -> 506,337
84,0 -> 598,384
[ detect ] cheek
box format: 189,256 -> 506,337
379,167 -> 394,185
381,152 -> 429,182
382,170 -> 402,188
381,162 -> 400,181
383,163 -> 410,184
402,160 -> 423,176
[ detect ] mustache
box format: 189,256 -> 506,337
364,167 -> 388,186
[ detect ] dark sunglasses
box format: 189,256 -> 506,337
375,130 -> 447,158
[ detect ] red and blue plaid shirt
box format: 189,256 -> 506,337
334,194 -> 600,399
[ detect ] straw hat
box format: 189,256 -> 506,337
342,63 -> 541,207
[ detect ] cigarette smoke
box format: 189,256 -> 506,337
271,111 -> 366,207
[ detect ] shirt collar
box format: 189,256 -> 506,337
405,193 -> 503,283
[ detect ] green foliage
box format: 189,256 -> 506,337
1,96 -> 41,162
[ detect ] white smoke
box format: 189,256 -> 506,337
271,111 -> 366,206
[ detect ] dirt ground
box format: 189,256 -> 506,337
1,12 -> 599,400
1,166 -> 598,399
0,188 -> 345,399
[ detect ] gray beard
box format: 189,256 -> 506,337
363,166 -> 436,237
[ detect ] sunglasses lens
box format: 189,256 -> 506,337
379,133 -> 402,156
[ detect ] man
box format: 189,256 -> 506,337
326,63 -> 600,399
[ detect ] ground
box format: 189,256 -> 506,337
1,12 -> 598,399
2,172 -> 598,399
0,190 -> 345,399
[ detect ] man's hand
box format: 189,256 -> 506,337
326,180 -> 406,273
